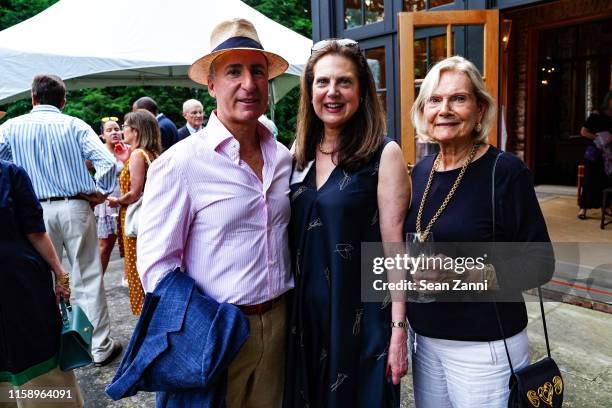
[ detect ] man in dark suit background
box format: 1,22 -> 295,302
177,99 -> 205,141
132,96 -> 179,151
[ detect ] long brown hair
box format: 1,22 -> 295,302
294,41 -> 386,171
124,110 -> 162,156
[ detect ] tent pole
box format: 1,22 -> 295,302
269,86 -> 276,122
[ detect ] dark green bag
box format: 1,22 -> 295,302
59,299 -> 93,371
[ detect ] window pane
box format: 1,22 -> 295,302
415,39 -> 427,79
365,47 -> 387,114
403,0 -> 426,11
366,47 -> 386,90
413,83 -> 438,162
365,0 -> 384,25
429,35 -> 447,65
453,25 -> 484,74
429,0 -> 453,7
345,0 -> 362,29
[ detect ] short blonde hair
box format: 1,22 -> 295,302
411,56 -> 496,144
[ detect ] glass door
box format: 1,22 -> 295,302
398,10 -> 500,165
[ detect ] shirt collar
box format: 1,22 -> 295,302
186,122 -> 200,134
203,111 -> 276,169
202,111 -> 237,153
31,104 -> 61,113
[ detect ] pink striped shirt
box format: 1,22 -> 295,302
137,112 -> 293,305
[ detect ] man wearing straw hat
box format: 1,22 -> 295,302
137,18 -> 293,406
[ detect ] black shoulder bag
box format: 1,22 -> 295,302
491,152 -> 564,408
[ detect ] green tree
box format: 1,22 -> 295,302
244,0 -> 312,37
1,0 -> 311,146
0,0 -> 58,30
244,0 -> 312,145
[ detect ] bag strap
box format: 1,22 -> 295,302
60,297 -> 70,326
490,151 -> 552,376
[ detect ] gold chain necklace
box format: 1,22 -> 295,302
318,139 -> 336,155
415,143 -> 480,241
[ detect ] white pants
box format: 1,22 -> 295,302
41,199 -> 115,362
409,327 -> 529,408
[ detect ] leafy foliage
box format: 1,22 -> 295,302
244,0 -> 312,38
244,0 -> 311,145
0,0 -> 311,146
0,0 -> 58,30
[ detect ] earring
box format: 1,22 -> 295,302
475,122 -> 482,133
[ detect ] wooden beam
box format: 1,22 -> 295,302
447,24 -> 453,57
485,9 -> 500,148
411,10 -> 490,26
399,12 -> 416,165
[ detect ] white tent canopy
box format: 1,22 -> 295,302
0,0 -> 312,105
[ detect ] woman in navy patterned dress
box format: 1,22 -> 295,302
284,39 -> 411,407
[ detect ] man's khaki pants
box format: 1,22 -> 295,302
41,199 -> 115,362
226,296 -> 287,408
0,368 -> 84,408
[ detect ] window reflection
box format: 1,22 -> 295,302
429,0 -> 453,8
345,0 -> 384,29
415,39 -> 427,79
403,0 -> 425,12
365,0 -> 384,25
365,47 -> 387,115
345,0 -> 362,29
403,0 -> 452,11
429,35 -> 447,65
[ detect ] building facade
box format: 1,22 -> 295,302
311,0 -> 612,185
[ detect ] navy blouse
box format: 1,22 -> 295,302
0,160 -> 61,384
404,146 -> 553,341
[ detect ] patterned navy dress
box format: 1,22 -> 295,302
284,138 -> 399,408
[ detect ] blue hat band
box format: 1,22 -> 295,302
212,36 -> 264,53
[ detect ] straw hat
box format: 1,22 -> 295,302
188,18 -> 289,84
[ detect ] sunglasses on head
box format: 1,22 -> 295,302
101,116 -> 119,123
311,38 -> 359,54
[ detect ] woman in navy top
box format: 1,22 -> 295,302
284,39 -> 411,407
0,159 -> 83,405
404,56 -> 554,407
